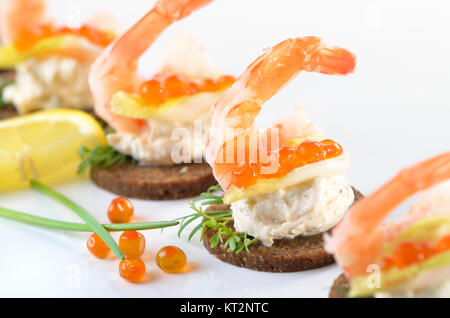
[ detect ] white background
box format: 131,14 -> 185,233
0,0 -> 449,297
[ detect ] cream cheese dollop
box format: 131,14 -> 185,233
108,119 -> 209,165
231,175 -> 354,246
3,57 -> 93,113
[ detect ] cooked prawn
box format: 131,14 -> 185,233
325,152 -> 450,279
0,0 -> 116,62
89,0 -> 213,135
205,37 -> 356,190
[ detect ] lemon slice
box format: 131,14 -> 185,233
0,109 -> 107,191
223,153 -> 351,204
0,35 -> 91,68
110,90 -> 224,123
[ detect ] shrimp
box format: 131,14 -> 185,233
205,37 -> 356,190
89,0 -> 213,135
325,152 -> 450,279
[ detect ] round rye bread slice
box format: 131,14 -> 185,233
0,105 -> 18,120
0,70 -> 17,120
203,187 -> 363,272
91,162 -> 216,200
329,273 -> 350,298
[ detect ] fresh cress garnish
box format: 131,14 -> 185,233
177,185 -> 257,253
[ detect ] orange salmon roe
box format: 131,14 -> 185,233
380,257 -> 395,271
218,138 -> 344,189
392,241 -> 433,268
108,197 -> 134,224
380,241 -> 436,271
119,258 -> 146,283
14,24 -> 114,51
86,233 -> 111,259
164,75 -> 191,98
119,231 -> 146,258
199,78 -> 217,92
140,79 -> 169,105
156,246 -> 187,273
139,75 -> 235,107
215,75 -> 236,90
434,235 -> 450,254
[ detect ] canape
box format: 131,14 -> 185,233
327,152 -> 450,297
87,0 -> 234,200
197,37 -> 359,272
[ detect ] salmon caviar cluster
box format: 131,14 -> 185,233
86,197 -> 187,282
381,235 -> 450,271
139,74 -> 235,106
14,24 -> 115,51
217,138 -> 343,189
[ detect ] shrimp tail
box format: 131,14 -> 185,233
305,46 -> 356,75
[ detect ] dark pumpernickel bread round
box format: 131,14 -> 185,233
0,105 -> 18,120
203,187 -> 363,272
0,70 -> 17,120
329,273 -> 350,298
91,161 -> 216,200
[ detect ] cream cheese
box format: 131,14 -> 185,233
231,176 -> 354,246
3,57 -> 93,113
108,119 -> 209,165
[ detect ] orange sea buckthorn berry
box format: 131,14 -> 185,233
321,139 -> 343,159
119,258 -> 146,283
215,75 -> 235,90
140,79 -> 169,105
87,233 -> 111,259
119,231 -> 146,258
108,197 -> 134,224
296,140 -> 326,165
392,241 -> 433,268
164,75 -> 190,98
435,235 -> 450,254
156,246 -> 187,273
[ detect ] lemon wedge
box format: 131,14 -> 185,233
0,109 -> 107,191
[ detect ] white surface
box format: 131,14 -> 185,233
1,0 -> 450,297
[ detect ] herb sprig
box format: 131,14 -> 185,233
77,145 -> 136,174
31,180 -> 125,260
0,206 -> 178,232
0,80 -> 13,107
178,185 -> 257,253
